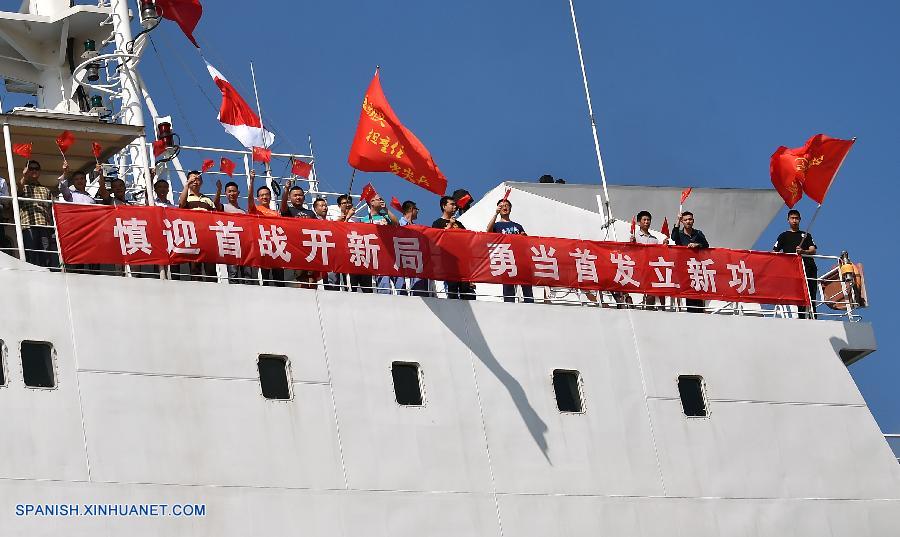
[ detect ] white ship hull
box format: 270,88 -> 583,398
1,260 -> 897,536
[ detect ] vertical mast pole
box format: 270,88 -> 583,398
567,0 -> 613,224
111,0 -> 152,204
249,61 -> 273,205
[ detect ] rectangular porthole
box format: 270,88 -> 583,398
21,341 -> 56,389
553,369 -> 583,413
0,340 -> 6,387
391,362 -> 424,406
678,375 -> 707,417
258,355 -> 291,400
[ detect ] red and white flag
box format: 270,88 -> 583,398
206,62 -> 274,150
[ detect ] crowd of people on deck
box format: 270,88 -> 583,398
0,158 -> 821,316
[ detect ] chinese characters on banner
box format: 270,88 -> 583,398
54,204 -> 810,306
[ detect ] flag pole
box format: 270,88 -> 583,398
249,61 -> 273,200
347,168 -> 357,194
567,0 -> 613,227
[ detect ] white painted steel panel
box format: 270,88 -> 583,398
649,398 -> 900,499
66,274 -> 330,383
0,270 -> 89,481
77,372 -> 344,488
318,290 -> 494,493
463,301 -> 664,496
497,494 -> 900,537
628,309 -> 868,405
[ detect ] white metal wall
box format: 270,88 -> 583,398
0,268 -> 896,536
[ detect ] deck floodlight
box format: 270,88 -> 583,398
156,121 -> 173,147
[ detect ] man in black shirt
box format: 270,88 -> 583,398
432,196 -> 474,300
671,211 -> 710,313
773,209 -> 818,319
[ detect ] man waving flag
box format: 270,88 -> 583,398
206,62 -> 274,149
348,69 -> 447,195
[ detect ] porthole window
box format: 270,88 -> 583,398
391,362 -> 424,406
678,375 -> 707,417
21,341 -> 56,389
0,340 -> 7,387
552,369 -> 584,413
257,355 -> 292,400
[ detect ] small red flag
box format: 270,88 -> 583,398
660,217 -> 670,238
219,157 -> 236,177
56,130 -> 75,154
91,141 -> 102,159
680,187 -> 692,205
12,142 -> 32,159
457,193 -> 472,209
155,0 -> 203,48
390,196 -> 403,212
152,139 -> 167,157
201,159 -> 215,172
252,146 -> 271,163
360,182 -> 377,203
291,158 -> 312,178
348,70 -> 447,195
770,134 -> 855,207
630,215 -> 636,236
502,187 -> 512,201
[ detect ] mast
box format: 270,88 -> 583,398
110,0 -> 153,203
567,0 -> 613,225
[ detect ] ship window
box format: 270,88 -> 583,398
391,362 -> 424,406
553,369 -> 583,413
0,340 -> 6,387
22,341 -> 56,389
258,355 -> 291,400
678,375 -> 707,417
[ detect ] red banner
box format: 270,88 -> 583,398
53,204 -> 810,306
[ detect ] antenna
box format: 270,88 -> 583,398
567,0 -> 613,225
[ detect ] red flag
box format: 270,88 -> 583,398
201,159 -> 215,173
56,130 -> 75,154
457,193 -> 472,209
91,141 -> 102,159
771,134 -> 854,207
219,157 -> 236,177
390,196 -> 403,212
360,182 -> 377,203
348,70 -> 447,195
12,142 -> 32,159
502,187 -> 512,201
291,158 -> 312,178
152,139 -> 167,157
206,62 -> 274,149
155,0 -> 202,48
680,187 -> 692,205
630,215 -> 636,236
660,217 -> 670,238
252,146 -> 271,163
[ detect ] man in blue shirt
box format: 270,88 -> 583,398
486,199 -> 534,304
359,194 -> 397,293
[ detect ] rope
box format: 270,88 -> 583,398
147,36 -> 199,145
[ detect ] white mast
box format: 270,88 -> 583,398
567,0 -> 613,225
110,0 -> 152,203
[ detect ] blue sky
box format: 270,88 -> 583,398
12,2 -> 900,437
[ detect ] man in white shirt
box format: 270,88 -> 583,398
58,162 -> 100,205
630,210 -> 664,309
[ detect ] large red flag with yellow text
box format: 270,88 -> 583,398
348,70 -> 447,195
770,134 -> 854,207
